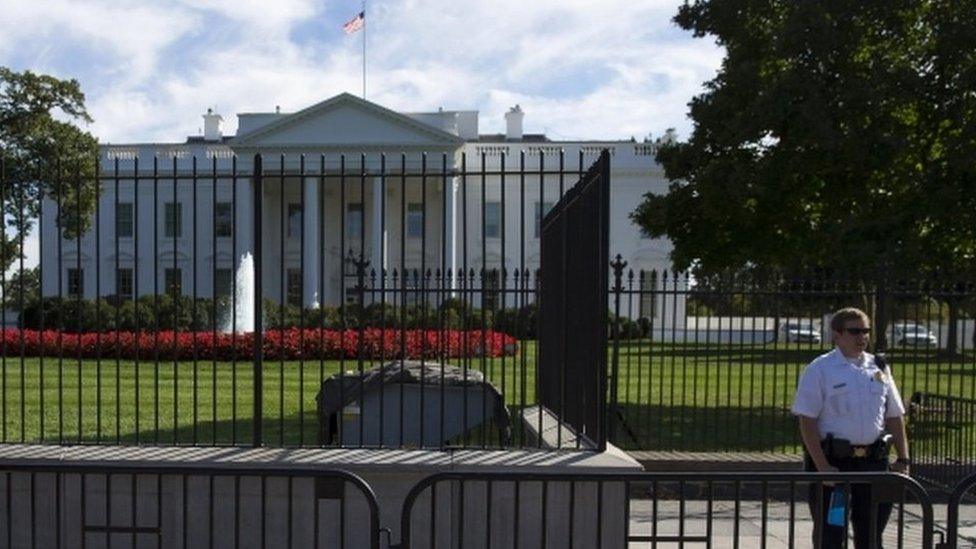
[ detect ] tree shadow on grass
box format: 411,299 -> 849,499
612,402 -> 975,457
615,345 -> 822,363
49,398 -> 975,459
610,403 -> 802,453
69,412 -> 324,448
614,343 -> 976,367
96,409 -> 511,449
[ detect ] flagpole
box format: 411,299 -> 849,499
362,0 -> 367,99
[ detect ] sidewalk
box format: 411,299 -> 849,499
628,499 -> 976,548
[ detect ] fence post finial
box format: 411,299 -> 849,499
608,254 -> 628,443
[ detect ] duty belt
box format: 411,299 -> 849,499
822,434 -> 893,460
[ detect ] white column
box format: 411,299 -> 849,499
302,176 -> 320,307
445,176 -> 459,295
235,177 -> 254,274
370,176 -> 385,276
135,184 -> 155,299
39,196 -> 58,297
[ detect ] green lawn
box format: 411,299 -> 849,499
0,341 -> 972,453
611,342 -> 976,453
0,351 -> 538,447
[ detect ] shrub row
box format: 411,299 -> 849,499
0,328 -> 517,361
20,296 -> 542,337
20,296 -> 651,340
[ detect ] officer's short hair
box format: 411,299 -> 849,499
831,307 -> 871,333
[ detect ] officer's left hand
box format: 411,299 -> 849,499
890,461 -> 910,475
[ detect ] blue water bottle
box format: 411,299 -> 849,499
827,486 -> 847,527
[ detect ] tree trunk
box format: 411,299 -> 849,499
946,297 -> 960,357
865,283 -> 889,352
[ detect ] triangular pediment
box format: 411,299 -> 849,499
230,93 -> 463,149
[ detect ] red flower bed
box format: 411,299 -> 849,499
0,328 -> 517,361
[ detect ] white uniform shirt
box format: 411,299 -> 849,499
792,348 -> 906,445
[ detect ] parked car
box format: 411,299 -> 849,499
779,321 -> 822,343
892,322 -> 938,347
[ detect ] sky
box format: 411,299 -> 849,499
1,0 -> 722,142
0,0 -> 724,273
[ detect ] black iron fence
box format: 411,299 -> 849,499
2,148 -> 975,463
606,270 -> 976,466
909,393 -> 976,490
537,150 -> 610,450
0,463 -> 380,548
0,150 -> 607,451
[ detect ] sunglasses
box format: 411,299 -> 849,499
844,328 -> 872,335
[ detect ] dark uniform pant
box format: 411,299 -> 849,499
805,453 -> 892,549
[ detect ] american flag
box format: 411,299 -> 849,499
343,11 -> 365,34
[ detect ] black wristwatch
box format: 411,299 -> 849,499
895,457 -> 912,465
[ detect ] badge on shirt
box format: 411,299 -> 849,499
874,370 -> 886,383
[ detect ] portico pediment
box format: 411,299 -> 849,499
230,93 -> 463,150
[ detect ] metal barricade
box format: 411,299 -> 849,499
399,471 -> 936,549
0,462 -> 381,548
943,472 -> 976,549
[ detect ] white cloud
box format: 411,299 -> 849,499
0,0 -> 199,80
173,0 -> 319,32
351,0 -> 723,139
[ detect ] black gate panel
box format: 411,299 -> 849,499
538,150 -> 610,450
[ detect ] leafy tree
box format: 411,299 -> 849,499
0,67 -> 99,276
0,266 -> 39,311
632,1 -> 976,351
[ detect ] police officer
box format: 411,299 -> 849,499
792,307 -> 911,548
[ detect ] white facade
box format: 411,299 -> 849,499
40,93 -> 679,323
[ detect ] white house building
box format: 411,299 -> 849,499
40,93 -> 680,323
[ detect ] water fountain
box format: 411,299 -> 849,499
220,252 -> 255,334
